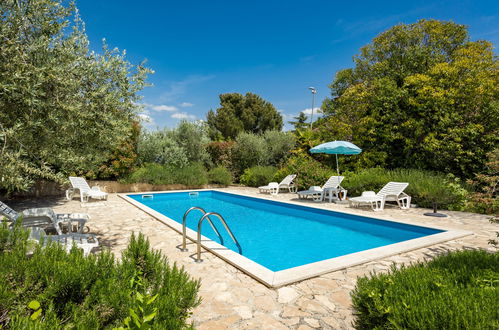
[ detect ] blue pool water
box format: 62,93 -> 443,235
129,191 -> 442,272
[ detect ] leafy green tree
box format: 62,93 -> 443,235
137,132 -> 188,168
173,120 -> 210,165
207,92 -> 283,140
321,19 -> 498,178
262,130 -> 296,167
231,132 -> 268,174
230,131 -> 295,175
136,120 -> 210,168
289,112 -> 309,131
0,0 -> 150,192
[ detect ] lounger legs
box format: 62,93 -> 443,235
397,196 -> 411,209
371,200 -> 384,211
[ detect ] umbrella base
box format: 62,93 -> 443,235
423,212 -> 448,218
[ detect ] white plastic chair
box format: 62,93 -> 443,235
259,174 -> 297,195
297,176 -> 347,202
67,176 -> 108,202
348,182 -> 411,211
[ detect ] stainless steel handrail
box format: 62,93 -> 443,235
180,207 -> 224,252
195,212 -> 242,263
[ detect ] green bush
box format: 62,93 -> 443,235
206,141 -> 235,169
343,168 -> 468,210
352,249 -> 498,330
275,154 -> 334,190
465,149 -> 498,215
174,162 -> 208,186
231,132 -> 268,175
137,132 -> 188,168
137,121 -> 210,169
230,131 -> 296,176
208,166 -> 232,186
0,223 -> 200,329
123,163 -> 171,185
240,166 -> 277,187
122,162 -> 208,186
262,130 -> 296,167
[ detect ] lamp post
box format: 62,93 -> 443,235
308,87 -> 317,129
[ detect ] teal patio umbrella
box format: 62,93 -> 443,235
309,141 -> 362,175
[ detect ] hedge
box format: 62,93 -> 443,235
351,249 -> 498,329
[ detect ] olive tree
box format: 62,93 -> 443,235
0,0 -> 151,192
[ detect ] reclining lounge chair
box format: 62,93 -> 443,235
259,174 -> 297,195
28,227 -> 99,256
348,182 -> 411,211
67,176 -> 108,202
297,176 -> 347,202
0,200 -> 89,234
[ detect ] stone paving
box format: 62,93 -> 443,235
9,187 -> 497,329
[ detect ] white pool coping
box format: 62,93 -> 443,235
119,189 -> 472,288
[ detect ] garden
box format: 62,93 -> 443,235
0,0 -> 497,328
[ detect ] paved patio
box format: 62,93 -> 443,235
9,187 -> 497,329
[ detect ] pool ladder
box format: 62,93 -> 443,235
180,206 -> 241,263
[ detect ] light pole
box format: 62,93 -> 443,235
308,87 -> 317,129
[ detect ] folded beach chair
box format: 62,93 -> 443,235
297,176 -> 347,202
348,182 -> 411,211
0,200 -> 89,234
259,174 -> 297,195
68,176 -> 108,202
28,227 -> 99,256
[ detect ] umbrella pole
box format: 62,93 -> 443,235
336,154 -> 339,176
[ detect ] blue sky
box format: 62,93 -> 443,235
76,0 -> 499,130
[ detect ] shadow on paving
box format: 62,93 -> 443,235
4,196 -> 67,211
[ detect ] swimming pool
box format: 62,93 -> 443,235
123,190 -> 470,287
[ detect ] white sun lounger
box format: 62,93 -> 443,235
1,200 -> 89,234
348,182 -> 411,211
67,176 -> 108,202
28,227 -> 99,256
259,174 -> 297,195
297,176 -> 347,202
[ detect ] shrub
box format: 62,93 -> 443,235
174,162 -> 208,186
230,131 -> 296,176
137,132 -> 188,168
343,168 -> 468,210
136,121 -> 210,169
275,154 -> 334,190
262,130 -> 296,167
466,149 -> 498,215
240,166 -> 277,187
206,141 -> 235,169
231,132 -> 268,175
351,249 -> 498,330
123,163 -> 172,185
123,162 -> 208,186
173,120 -> 211,165
208,166 -> 232,186
0,223 -> 200,329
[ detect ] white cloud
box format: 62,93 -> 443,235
151,104 -> 178,112
137,113 -> 154,123
171,112 -> 197,120
278,110 -> 296,121
180,102 -> 194,108
302,107 -> 322,116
